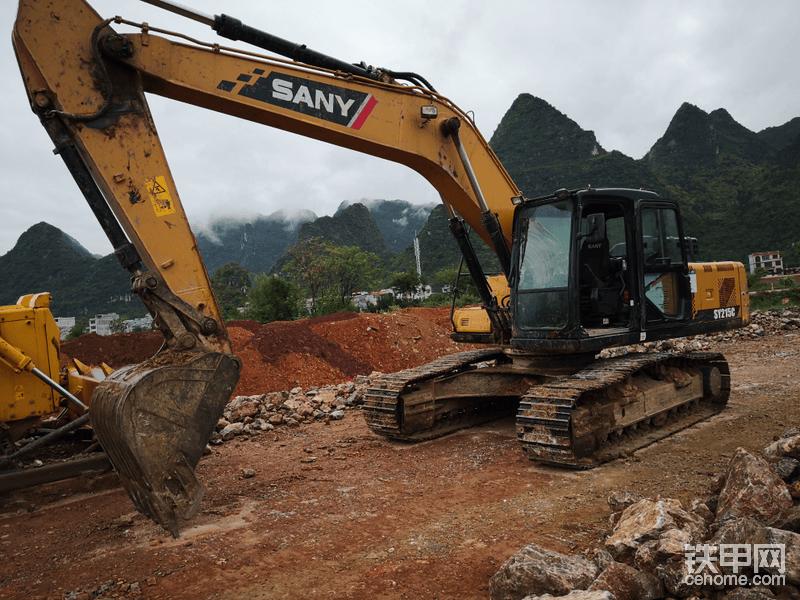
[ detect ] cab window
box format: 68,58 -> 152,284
515,201 -> 572,329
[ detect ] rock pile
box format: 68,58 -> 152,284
746,307 -> 800,336
490,430 -> 800,600
600,307 -> 800,359
708,307 -> 800,342
210,376 -> 372,443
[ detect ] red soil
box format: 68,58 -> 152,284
59,307 -> 475,396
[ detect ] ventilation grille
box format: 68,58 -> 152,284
719,278 -> 736,307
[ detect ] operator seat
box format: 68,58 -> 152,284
580,237 -> 610,287
579,236 -> 622,323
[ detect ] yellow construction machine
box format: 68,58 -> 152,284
12,0 -> 748,535
0,293 -> 113,488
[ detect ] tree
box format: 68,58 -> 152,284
389,269 -> 424,305
784,245 -> 800,269
283,238 -> 334,314
244,275 -> 300,323
66,317 -> 88,340
747,267 -> 768,291
327,245 -> 381,307
109,317 -> 127,334
373,293 -> 398,313
283,238 -> 380,316
210,262 -> 251,320
433,266 -> 459,292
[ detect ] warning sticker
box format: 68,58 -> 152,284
145,176 -> 176,217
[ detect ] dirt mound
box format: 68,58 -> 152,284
306,307 -> 471,374
230,318 -> 371,373
58,307 -> 473,396
225,318 -> 372,395
59,331 -> 162,368
304,310 -> 361,325
227,307 -> 474,395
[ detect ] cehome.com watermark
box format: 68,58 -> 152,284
684,543 -> 786,587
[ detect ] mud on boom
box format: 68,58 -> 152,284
12,0 -> 748,534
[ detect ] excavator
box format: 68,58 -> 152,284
11,0 -> 749,535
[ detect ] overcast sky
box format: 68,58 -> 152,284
2,0 -> 799,257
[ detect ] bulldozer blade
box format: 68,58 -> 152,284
89,351 -> 240,537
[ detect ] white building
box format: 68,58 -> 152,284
350,290 -> 394,311
390,284 -> 433,302
123,315 -> 154,332
749,251 -> 784,275
89,313 -> 119,336
54,316 -> 76,340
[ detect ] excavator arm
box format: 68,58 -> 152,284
12,0 -> 522,534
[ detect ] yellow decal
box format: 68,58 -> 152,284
145,176 -> 176,216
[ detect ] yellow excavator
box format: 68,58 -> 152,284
11,0 -> 749,535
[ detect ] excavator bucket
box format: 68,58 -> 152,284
90,351 -> 239,537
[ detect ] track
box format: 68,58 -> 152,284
362,348 -> 513,440
516,352 -> 730,467
364,350 -> 730,468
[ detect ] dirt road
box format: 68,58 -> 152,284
2,332 -> 798,600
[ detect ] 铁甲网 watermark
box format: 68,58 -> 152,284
684,543 -> 786,587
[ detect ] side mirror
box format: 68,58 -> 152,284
584,213 -> 606,243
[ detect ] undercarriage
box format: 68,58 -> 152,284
362,349 -> 729,467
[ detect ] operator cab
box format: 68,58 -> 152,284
509,188 -> 695,353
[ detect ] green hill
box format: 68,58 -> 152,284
335,199 -> 435,253
0,222 -> 138,318
491,96 -> 799,265
298,202 -> 391,259
196,210 -> 315,275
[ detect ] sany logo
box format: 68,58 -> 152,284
271,79 -> 356,116
217,70 -> 377,130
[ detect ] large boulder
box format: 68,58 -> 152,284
280,398 -> 301,412
704,516 -> 766,581
716,448 -> 794,526
633,529 -> 697,598
764,431 -> 800,462
607,492 -> 645,529
224,395 -> 264,421
708,516 -> 764,546
219,421 -> 244,440
605,499 -> 707,564
228,399 -> 260,422
587,560 -> 664,600
489,544 -> 599,600
314,389 -> 338,406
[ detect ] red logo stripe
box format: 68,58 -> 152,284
349,95 -> 378,130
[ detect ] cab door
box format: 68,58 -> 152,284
635,202 -> 692,328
